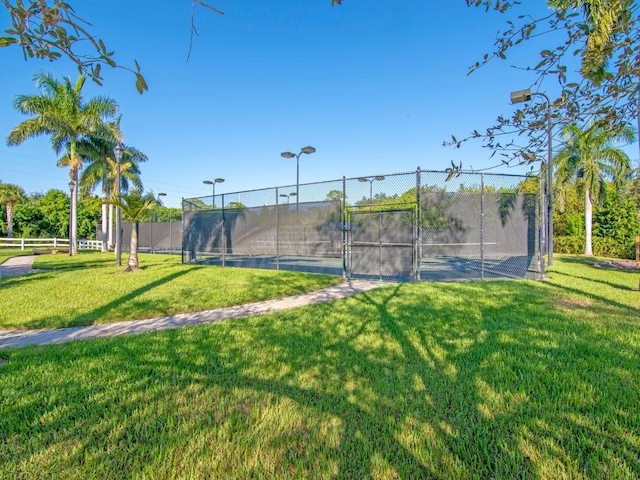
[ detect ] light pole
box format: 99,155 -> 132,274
68,180 -> 76,255
203,178 -> 225,208
279,192 -> 297,204
151,192 -> 167,253
510,88 -> 553,267
358,175 -> 385,202
281,146 -> 315,205
156,192 -> 167,220
114,143 -> 123,267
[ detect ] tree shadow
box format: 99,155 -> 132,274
1,280 -> 638,478
548,271 -> 640,313
23,268 -> 195,329
551,268 -> 640,292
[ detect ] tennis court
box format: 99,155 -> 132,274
182,169 -> 542,282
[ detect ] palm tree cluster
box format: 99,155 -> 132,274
6,72 -> 147,255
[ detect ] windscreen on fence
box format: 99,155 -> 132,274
182,200 -> 343,273
348,207 -> 415,282
182,169 -> 542,281
419,191 -> 538,280
120,222 -> 182,253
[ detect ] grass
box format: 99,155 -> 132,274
0,251 -> 341,329
0,255 -> 639,478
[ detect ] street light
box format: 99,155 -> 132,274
68,180 -> 76,256
151,192 -> 167,253
281,146 -> 315,203
279,192 -> 297,204
203,178 -> 225,208
358,175 -> 385,201
114,143 -> 123,267
156,192 -> 167,221
510,88 -> 553,267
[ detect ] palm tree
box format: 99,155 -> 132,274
109,193 -> 156,271
6,72 -> 118,255
70,131 -> 146,251
105,145 -> 146,249
0,183 -> 26,238
548,0 -> 633,83
554,122 -> 636,255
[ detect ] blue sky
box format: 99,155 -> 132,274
0,0 -> 589,207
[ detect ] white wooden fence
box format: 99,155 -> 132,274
0,238 -> 104,251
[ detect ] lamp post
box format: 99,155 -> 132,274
68,180 -> 76,255
358,175 -> 385,202
281,146 -> 315,205
114,143 -> 123,267
156,192 -> 167,220
203,178 -> 225,208
510,88 -> 553,267
151,192 -> 167,253
279,192 -> 297,204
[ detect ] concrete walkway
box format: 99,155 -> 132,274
0,254 -> 388,348
0,255 -> 43,278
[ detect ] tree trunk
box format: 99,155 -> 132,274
69,169 -> 79,255
101,181 -> 108,252
127,221 -> 139,271
108,203 -> 114,250
584,188 -> 593,256
5,203 -> 14,238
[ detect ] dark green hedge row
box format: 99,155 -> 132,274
554,235 -> 639,260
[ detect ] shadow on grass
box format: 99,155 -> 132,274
0,270 -> 58,290
24,268 -> 195,329
244,267 -> 340,298
1,280 -> 638,478
32,251 -> 182,271
549,270 -> 640,313
550,262 -> 640,292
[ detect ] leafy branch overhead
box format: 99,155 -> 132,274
0,0 -> 224,94
0,1 -> 347,93
449,0 -> 639,170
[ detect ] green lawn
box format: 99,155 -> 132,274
0,255 -> 639,478
0,252 -> 341,329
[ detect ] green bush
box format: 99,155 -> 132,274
554,236 -> 584,255
593,236 -> 637,259
554,235 -> 638,259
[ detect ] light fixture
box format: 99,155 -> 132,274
203,178 -> 225,208
510,87 -> 553,267
510,89 -> 532,104
279,192 -> 297,204
281,146 -> 316,206
358,175 -> 385,201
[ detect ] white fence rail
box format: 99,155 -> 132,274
78,240 -> 104,250
0,238 -> 103,251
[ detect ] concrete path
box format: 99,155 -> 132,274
0,255 -> 42,278
0,279 -> 388,349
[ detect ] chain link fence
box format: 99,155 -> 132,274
120,221 -> 182,254
183,169 -> 542,281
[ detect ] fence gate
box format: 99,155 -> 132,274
347,207 -> 416,281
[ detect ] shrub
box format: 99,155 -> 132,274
554,235 -> 637,259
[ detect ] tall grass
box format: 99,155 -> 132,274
0,255 -> 638,478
